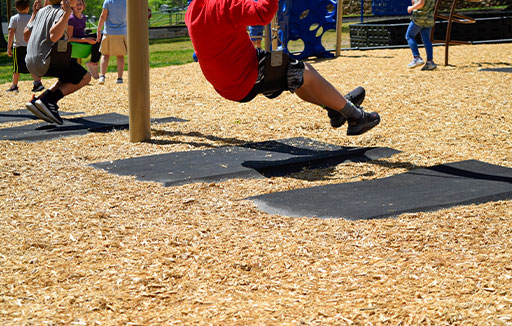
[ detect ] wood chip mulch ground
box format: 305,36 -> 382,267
1,43 -> 511,325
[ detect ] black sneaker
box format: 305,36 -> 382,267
347,111 -> 380,136
324,86 -> 366,128
35,97 -> 63,125
32,82 -> 45,92
6,85 -> 19,92
25,95 -> 53,123
345,86 -> 365,107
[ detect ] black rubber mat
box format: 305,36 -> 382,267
248,160 -> 512,220
91,137 -> 400,186
0,109 -> 83,124
0,113 -> 185,142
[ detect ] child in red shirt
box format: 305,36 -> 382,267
185,0 -> 380,135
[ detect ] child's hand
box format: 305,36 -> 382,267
62,0 -> 72,13
33,0 -> 42,14
7,48 -> 12,57
407,6 -> 413,13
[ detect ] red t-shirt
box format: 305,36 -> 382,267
185,0 -> 278,101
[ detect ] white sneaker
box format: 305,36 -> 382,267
98,75 -> 105,85
407,57 -> 424,68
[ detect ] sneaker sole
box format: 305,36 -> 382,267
26,102 -> 54,123
35,100 -> 63,125
408,63 -> 424,69
347,116 -> 381,136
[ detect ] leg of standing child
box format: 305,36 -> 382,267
405,21 -> 424,68
419,27 -> 437,70
116,55 -> 124,83
99,54 -> 109,84
7,47 -> 19,92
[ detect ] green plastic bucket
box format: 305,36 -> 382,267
71,42 -> 93,59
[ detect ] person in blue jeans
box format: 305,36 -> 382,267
406,0 -> 437,70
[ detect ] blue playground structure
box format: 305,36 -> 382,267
274,0 -> 410,59
275,0 -> 338,59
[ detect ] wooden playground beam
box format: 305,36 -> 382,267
335,0 -> 343,57
127,0 -> 151,142
6,0 -> 11,21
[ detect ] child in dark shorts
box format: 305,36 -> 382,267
24,0 -> 91,125
6,0 -> 44,93
186,0 -> 380,136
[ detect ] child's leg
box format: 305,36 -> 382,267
31,74 -> 41,83
419,27 -> 434,62
294,62 -> 379,135
116,55 -> 125,79
12,72 -> 20,86
294,63 -> 348,111
100,54 -> 110,76
405,21 -> 422,58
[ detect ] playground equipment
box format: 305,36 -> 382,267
274,0 -> 339,59
431,0 -> 478,66
127,0 -> 151,142
263,0 -> 346,59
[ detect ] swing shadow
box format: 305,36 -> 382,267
148,129 -> 403,182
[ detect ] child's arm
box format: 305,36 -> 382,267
408,0 -> 425,13
67,24 -> 96,44
24,0 -> 43,42
7,27 -> 14,57
234,0 -> 279,27
49,0 -> 73,42
96,8 -> 108,43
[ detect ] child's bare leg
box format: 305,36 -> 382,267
12,72 -> 20,86
295,62 -> 362,119
31,74 -> 41,83
100,54 -> 109,76
116,55 -> 124,79
295,63 -> 349,111
295,62 -> 380,135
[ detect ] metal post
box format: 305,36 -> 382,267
7,0 -> 12,22
264,23 -> 271,52
335,0 -> 343,57
271,15 -> 279,51
127,0 -> 151,142
360,0 -> 363,23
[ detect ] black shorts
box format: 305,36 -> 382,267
12,46 -> 29,74
239,48 -> 305,103
46,57 -> 88,85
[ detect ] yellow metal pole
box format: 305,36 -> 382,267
335,0 -> 344,57
127,0 -> 151,142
